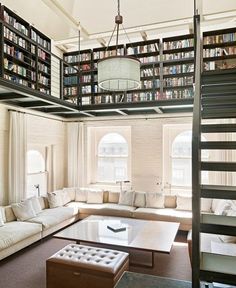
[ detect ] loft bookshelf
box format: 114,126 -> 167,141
0,4 -> 51,95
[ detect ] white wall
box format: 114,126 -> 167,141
0,104 -> 66,205
84,115 -> 193,193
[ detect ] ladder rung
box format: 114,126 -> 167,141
200,223 -> 236,236
201,161 -> 236,171
201,124 -> 236,133
201,141 -> 236,150
201,185 -> 236,200
200,270 -> 236,286
202,109 -> 236,119
202,95 -> 236,106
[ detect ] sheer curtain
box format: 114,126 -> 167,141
67,122 -> 85,187
9,111 -> 27,203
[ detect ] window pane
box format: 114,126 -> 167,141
98,157 -> 127,182
27,150 -> 45,174
172,158 -> 192,186
98,133 -> 128,156
172,131 -> 192,157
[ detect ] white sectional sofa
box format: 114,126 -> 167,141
0,187 -> 206,261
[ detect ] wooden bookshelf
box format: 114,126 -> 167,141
0,4 -> 51,95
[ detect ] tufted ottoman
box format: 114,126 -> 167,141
46,244 -> 129,288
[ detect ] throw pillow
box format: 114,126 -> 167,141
133,192 -> 146,207
118,191 -> 135,206
47,191 -> 63,208
75,188 -> 88,202
25,197 -> 42,214
0,207 -> 6,222
146,193 -> 164,209
219,235 -> 236,243
176,195 -> 192,211
214,200 -> 232,215
164,195 -> 177,208
108,191 -> 120,203
61,190 -> 71,205
11,201 -> 36,221
87,190 -> 104,204
226,209 -> 236,217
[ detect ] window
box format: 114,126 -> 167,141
97,133 -> 128,182
27,149 -> 47,198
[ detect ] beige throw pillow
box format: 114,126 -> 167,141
25,197 -> 42,214
87,190 -> 104,204
176,195 -> 192,211
11,201 -> 36,221
61,190 -> 71,205
63,187 -> 76,202
146,193 -> 164,208
108,191 -> 120,203
75,188 -> 88,202
134,192 -> 146,207
47,191 -> 63,208
118,191 -> 134,206
0,209 -> 4,227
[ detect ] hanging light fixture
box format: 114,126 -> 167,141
98,0 -> 141,91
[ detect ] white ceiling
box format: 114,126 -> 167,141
1,0 -> 236,52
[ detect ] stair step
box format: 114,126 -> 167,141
202,84 -> 236,96
201,185 -> 236,199
202,69 -> 236,85
201,124 -> 236,133
202,107 -> 236,119
200,223 -> 236,236
202,95 -> 236,106
201,141 -> 236,150
201,161 -> 236,171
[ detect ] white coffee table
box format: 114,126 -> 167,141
54,215 -> 179,267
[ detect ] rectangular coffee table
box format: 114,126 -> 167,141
54,215 -> 179,267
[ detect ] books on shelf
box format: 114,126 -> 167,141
127,43 -> 158,55
163,63 -> 194,75
3,10 -> 28,36
203,46 -> 236,58
204,32 -> 236,45
163,51 -> 194,61
163,76 -> 193,87
164,38 -> 194,50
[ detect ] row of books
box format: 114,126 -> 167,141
93,48 -> 124,60
64,76 -> 77,85
203,46 -> 236,58
81,85 -> 92,94
164,88 -> 194,99
4,10 -> 28,36
163,39 -> 194,50
80,75 -> 92,83
38,62 -> 50,74
203,33 -> 236,45
31,30 -> 50,51
82,97 -> 91,105
204,60 -> 236,71
38,74 -> 50,86
64,66 -> 78,74
39,87 -> 50,94
163,51 -> 194,61
141,79 -> 160,89
4,43 -> 25,61
4,58 -> 27,77
140,55 -> 160,63
163,76 -> 193,87
127,44 -> 159,55
4,26 -> 28,50
4,73 -> 30,87
64,53 -> 91,64
64,87 -> 77,96
38,48 -> 50,62
141,67 -> 159,77
163,63 -> 194,75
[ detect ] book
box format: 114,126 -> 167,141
107,224 -> 128,233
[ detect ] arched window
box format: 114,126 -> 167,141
27,150 -> 45,174
27,149 -> 47,198
171,131 -> 209,187
97,133 -> 128,182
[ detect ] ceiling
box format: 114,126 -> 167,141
1,0 -> 236,52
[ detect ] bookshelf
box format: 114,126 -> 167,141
203,27 -> 236,71
0,4 -> 51,95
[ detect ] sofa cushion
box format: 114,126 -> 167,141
4,206 -> 16,222
75,188 -> 88,202
47,191 -> 63,208
201,198 -> 212,212
133,207 -> 192,227
63,187 -> 76,201
146,193 -> 164,208
176,195 -> 192,211
0,209 -> 4,227
214,200 -> 232,215
11,201 -> 36,221
108,191 -> 120,203
0,221 -> 42,250
118,191 -> 134,206
219,235 -> 236,243
26,197 -> 42,214
87,190 -> 104,204
133,192 -> 146,208
38,197 -> 49,210
27,207 -> 76,230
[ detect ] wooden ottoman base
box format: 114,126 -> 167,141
46,244 -> 129,288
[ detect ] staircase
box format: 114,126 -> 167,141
192,40 -> 236,288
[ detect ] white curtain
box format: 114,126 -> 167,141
9,111 -> 27,203
46,144 -> 56,192
67,122 -> 85,187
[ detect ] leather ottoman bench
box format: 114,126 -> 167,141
46,243 -> 129,288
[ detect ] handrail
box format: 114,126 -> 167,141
192,14 -> 202,288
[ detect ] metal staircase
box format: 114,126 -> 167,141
192,14 -> 236,288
